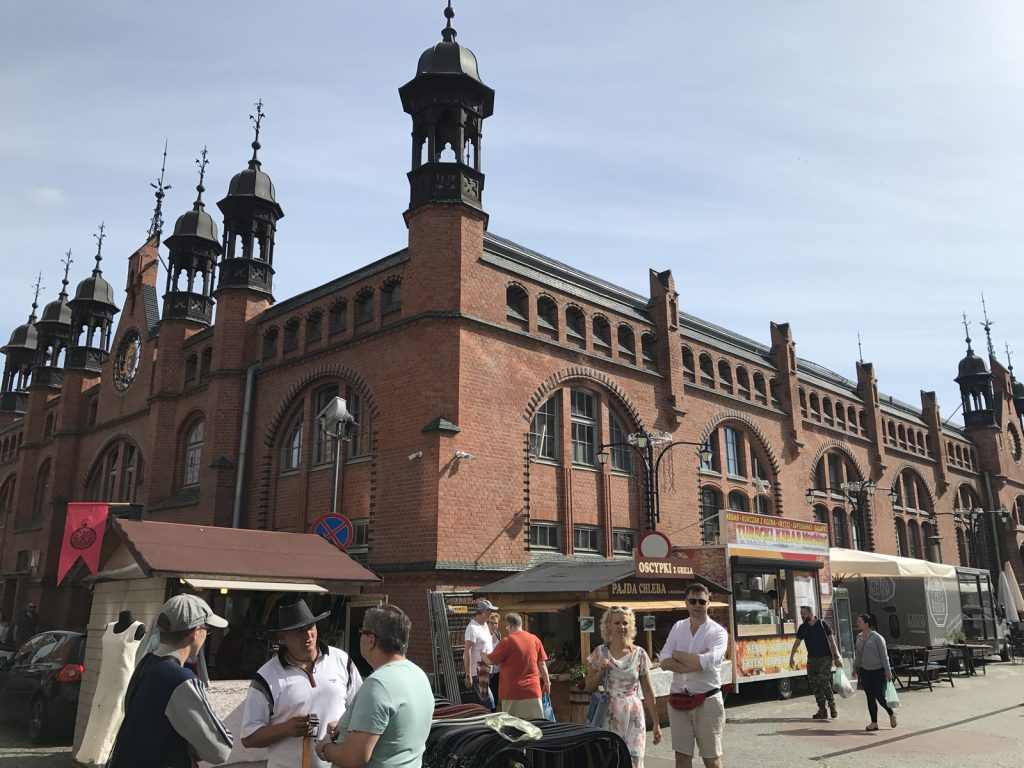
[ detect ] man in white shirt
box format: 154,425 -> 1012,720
463,599 -> 497,710
659,584 -> 729,768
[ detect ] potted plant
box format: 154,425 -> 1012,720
569,663 -> 587,690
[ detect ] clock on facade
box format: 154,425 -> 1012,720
113,331 -> 141,391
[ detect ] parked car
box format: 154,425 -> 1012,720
0,631 -> 86,743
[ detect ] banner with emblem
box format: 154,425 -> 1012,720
57,502 -> 110,585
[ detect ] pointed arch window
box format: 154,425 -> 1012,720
736,367 -> 750,399
530,393 -> 560,461
593,317 -> 611,355
753,373 -> 767,405
608,411 -> 633,474
281,411 -> 303,472
566,307 -> 586,349
182,419 -> 204,487
84,442 -> 141,504
617,325 -> 636,363
718,361 -> 733,393
682,347 -> 696,383
506,285 -> 528,325
536,296 -> 558,340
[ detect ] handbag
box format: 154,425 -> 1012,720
585,646 -> 611,727
542,693 -> 556,722
884,680 -> 900,709
669,689 -> 718,710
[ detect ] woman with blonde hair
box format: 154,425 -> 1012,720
585,606 -> 661,767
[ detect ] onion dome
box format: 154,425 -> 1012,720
72,224 -> 117,309
221,105 -> 282,215
2,302 -> 38,357
414,4 -> 484,83
165,150 -> 219,247
957,344 -> 989,379
38,256 -> 73,332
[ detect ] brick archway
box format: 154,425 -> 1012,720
522,367 -> 645,429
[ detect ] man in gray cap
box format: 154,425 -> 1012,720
463,599 -> 499,710
107,594 -> 232,768
241,599 -> 362,768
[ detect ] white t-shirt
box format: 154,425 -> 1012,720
464,620 -> 493,670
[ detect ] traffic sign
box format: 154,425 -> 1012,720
311,513 -> 354,550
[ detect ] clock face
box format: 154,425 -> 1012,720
113,331 -> 141,391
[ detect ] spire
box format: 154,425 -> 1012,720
1007,342 -> 1015,376
981,293 -> 995,358
442,0 -> 456,42
29,272 -> 42,323
59,248 -> 72,299
148,140 -> 172,240
249,98 -> 265,167
962,311 -> 972,351
92,222 -> 106,276
194,146 -> 209,208
857,331 -> 864,364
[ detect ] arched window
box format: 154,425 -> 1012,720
850,509 -> 865,551
182,419 -> 204,487
718,361 -> 733,393
682,347 -> 696,383
185,354 -> 198,385
832,508 -> 847,548
281,411 -> 303,472
283,318 -> 301,353
736,367 -> 750,399
799,388 -> 808,418
566,307 -> 586,349
858,409 -> 867,436
570,389 -> 597,466
313,386 -> 339,466
753,373 -> 767,405
617,325 -> 636,363
608,412 -> 633,474
640,333 -> 657,370
809,393 -> 820,421
892,470 -> 932,514
200,347 -> 213,379
506,285 -> 528,325
897,424 -> 907,449
530,393 -> 560,461
769,378 -> 781,408
355,289 -> 374,326
699,354 -> 714,387
814,504 -> 831,545
306,311 -> 323,344
956,527 -> 968,566
701,487 -> 722,544
329,300 -> 348,334
823,397 -> 833,426
887,422 -> 897,445
835,401 -> 845,429
848,406 -> 857,432
593,316 -> 611,355
727,490 -> 748,512
262,327 -> 278,360
0,476 -> 14,528
84,442 -> 141,504
907,520 -> 922,559
536,296 -> 559,340
895,518 -> 908,557
723,427 -> 745,476
381,279 -> 402,315
921,521 -> 936,562
31,461 -> 51,526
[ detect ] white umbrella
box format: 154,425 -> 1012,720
829,548 -> 957,578
1000,564 -> 1023,623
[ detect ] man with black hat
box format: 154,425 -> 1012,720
107,594 -> 233,768
463,599 -> 498,710
241,599 -> 362,768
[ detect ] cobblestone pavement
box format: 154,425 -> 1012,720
2,661 -> 1022,767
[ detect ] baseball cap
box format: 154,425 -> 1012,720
158,594 -> 228,632
474,598 -> 499,613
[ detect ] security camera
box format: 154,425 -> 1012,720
454,450 -> 476,461
408,451 -> 423,461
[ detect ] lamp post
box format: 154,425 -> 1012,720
316,397 -> 358,517
805,480 -> 876,550
596,430 -> 712,531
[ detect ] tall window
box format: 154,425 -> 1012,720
85,443 -> 141,503
908,520 -> 922,559
182,420 -> 204,487
570,389 -> 596,466
609,412 -> 632,473
346,392 -> 373,459
314,386 -> 340,465
530,394 -> 560,461
832,508 -> 847,548
895,518 -> 908,557
701,487 -> 722,544
281,412 -> 303,472
723,427 -> 744,476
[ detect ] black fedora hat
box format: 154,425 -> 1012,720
276,599 -> 331,632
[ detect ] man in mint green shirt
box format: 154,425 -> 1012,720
316,605 -> 432,768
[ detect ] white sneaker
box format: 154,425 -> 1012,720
865,723 -> 879,731
889,712 -> 898,728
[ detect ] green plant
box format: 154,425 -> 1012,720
568,663 -> 586,681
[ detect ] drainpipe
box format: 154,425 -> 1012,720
982,471 -> 1003,577
231,364 -> 258,529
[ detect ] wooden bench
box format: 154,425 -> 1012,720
906,647 -> 954,691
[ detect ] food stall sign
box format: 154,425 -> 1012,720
633,556 -> 694,579
725,511 -> 829,556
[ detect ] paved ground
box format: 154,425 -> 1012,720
1,662 -> 1022,767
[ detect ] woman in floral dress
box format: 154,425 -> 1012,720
586,606 -> 662,768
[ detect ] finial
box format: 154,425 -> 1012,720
857,331 -> 864,364
148,140 -> 171,239
60,249 -> 73,298
194,146 -> 209,207
981,292 -> 995,358
1007,342 -> 1015,375
961,312 -> 973,350
442,0 -> 457,41
29,272 -> 43,322
249,99 -> 265,165
93,222 -> 106,275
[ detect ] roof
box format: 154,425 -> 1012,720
475,560 -> 730,596
110,518 -> 380,588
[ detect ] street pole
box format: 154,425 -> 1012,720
330,425 -> 341,517
645,438 -> 656,528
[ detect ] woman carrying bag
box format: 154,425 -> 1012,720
852,613 -> 897,731
585,606 -> 661,768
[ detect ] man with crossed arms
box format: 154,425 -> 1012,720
659,583 -> 729,768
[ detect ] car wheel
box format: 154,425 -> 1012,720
28,698 -> 49,745
777,678 -> 794,700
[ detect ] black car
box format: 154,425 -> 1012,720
0,631 -> 86,743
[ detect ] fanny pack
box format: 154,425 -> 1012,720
669,688 -> 720,711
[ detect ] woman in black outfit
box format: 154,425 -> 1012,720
852,612 -> 897,731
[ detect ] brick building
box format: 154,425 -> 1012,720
2,9 -> 1024,663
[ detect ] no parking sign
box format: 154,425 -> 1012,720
311,513 -> 354,550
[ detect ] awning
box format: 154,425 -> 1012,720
476,560 -> 731,596
593,600 -> 728,612
183,578 -> 328,594
829,548 -> 956,578
501,601 -> 577,613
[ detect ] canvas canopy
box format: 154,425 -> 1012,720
829,547 -> 956,578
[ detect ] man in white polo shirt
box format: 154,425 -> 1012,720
659,583 -> 729,768
241,600 -> 362,768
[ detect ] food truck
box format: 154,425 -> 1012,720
680,510 -> 837,698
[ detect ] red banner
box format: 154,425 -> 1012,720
57,503 -> 109,585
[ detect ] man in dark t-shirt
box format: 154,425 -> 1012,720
790,605 -> 843,720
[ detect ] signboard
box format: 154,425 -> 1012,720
311,513 -> 354,550
735,636 -> 806,681
633,556 -> 694,579
579,617 -> 596,633
642,615 -> 656,632
725,512 -> 830,556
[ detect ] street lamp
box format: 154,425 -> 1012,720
316,396 -> 358,517
596,429 -> 712,531
805,480 -> 876,550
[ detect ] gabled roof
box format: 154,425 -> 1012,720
475,560 -> 730,596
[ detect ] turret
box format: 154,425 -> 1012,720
67,224 -> 120,372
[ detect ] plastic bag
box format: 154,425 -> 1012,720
885,680 -> 900,709
483,713 -> 543,743
837,668 -> 856,699
831,668 -> 842,694
542,693 -> 555,722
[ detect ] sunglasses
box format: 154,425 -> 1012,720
687,598 -> 708,606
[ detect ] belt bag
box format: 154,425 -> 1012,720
669,688 -> 719,711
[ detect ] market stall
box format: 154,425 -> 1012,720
72,518 -> 380,767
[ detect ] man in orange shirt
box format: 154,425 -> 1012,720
483,613 -> 550,720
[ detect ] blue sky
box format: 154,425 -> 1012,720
3,2 -> 1023,425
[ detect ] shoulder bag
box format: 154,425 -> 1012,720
585,646 -> 611,727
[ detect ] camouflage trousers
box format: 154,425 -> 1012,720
807,656 -> 835,707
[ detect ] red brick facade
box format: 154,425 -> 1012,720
3,22 -> 1024,666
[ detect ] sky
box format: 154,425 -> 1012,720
2,1 -> 1023,425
